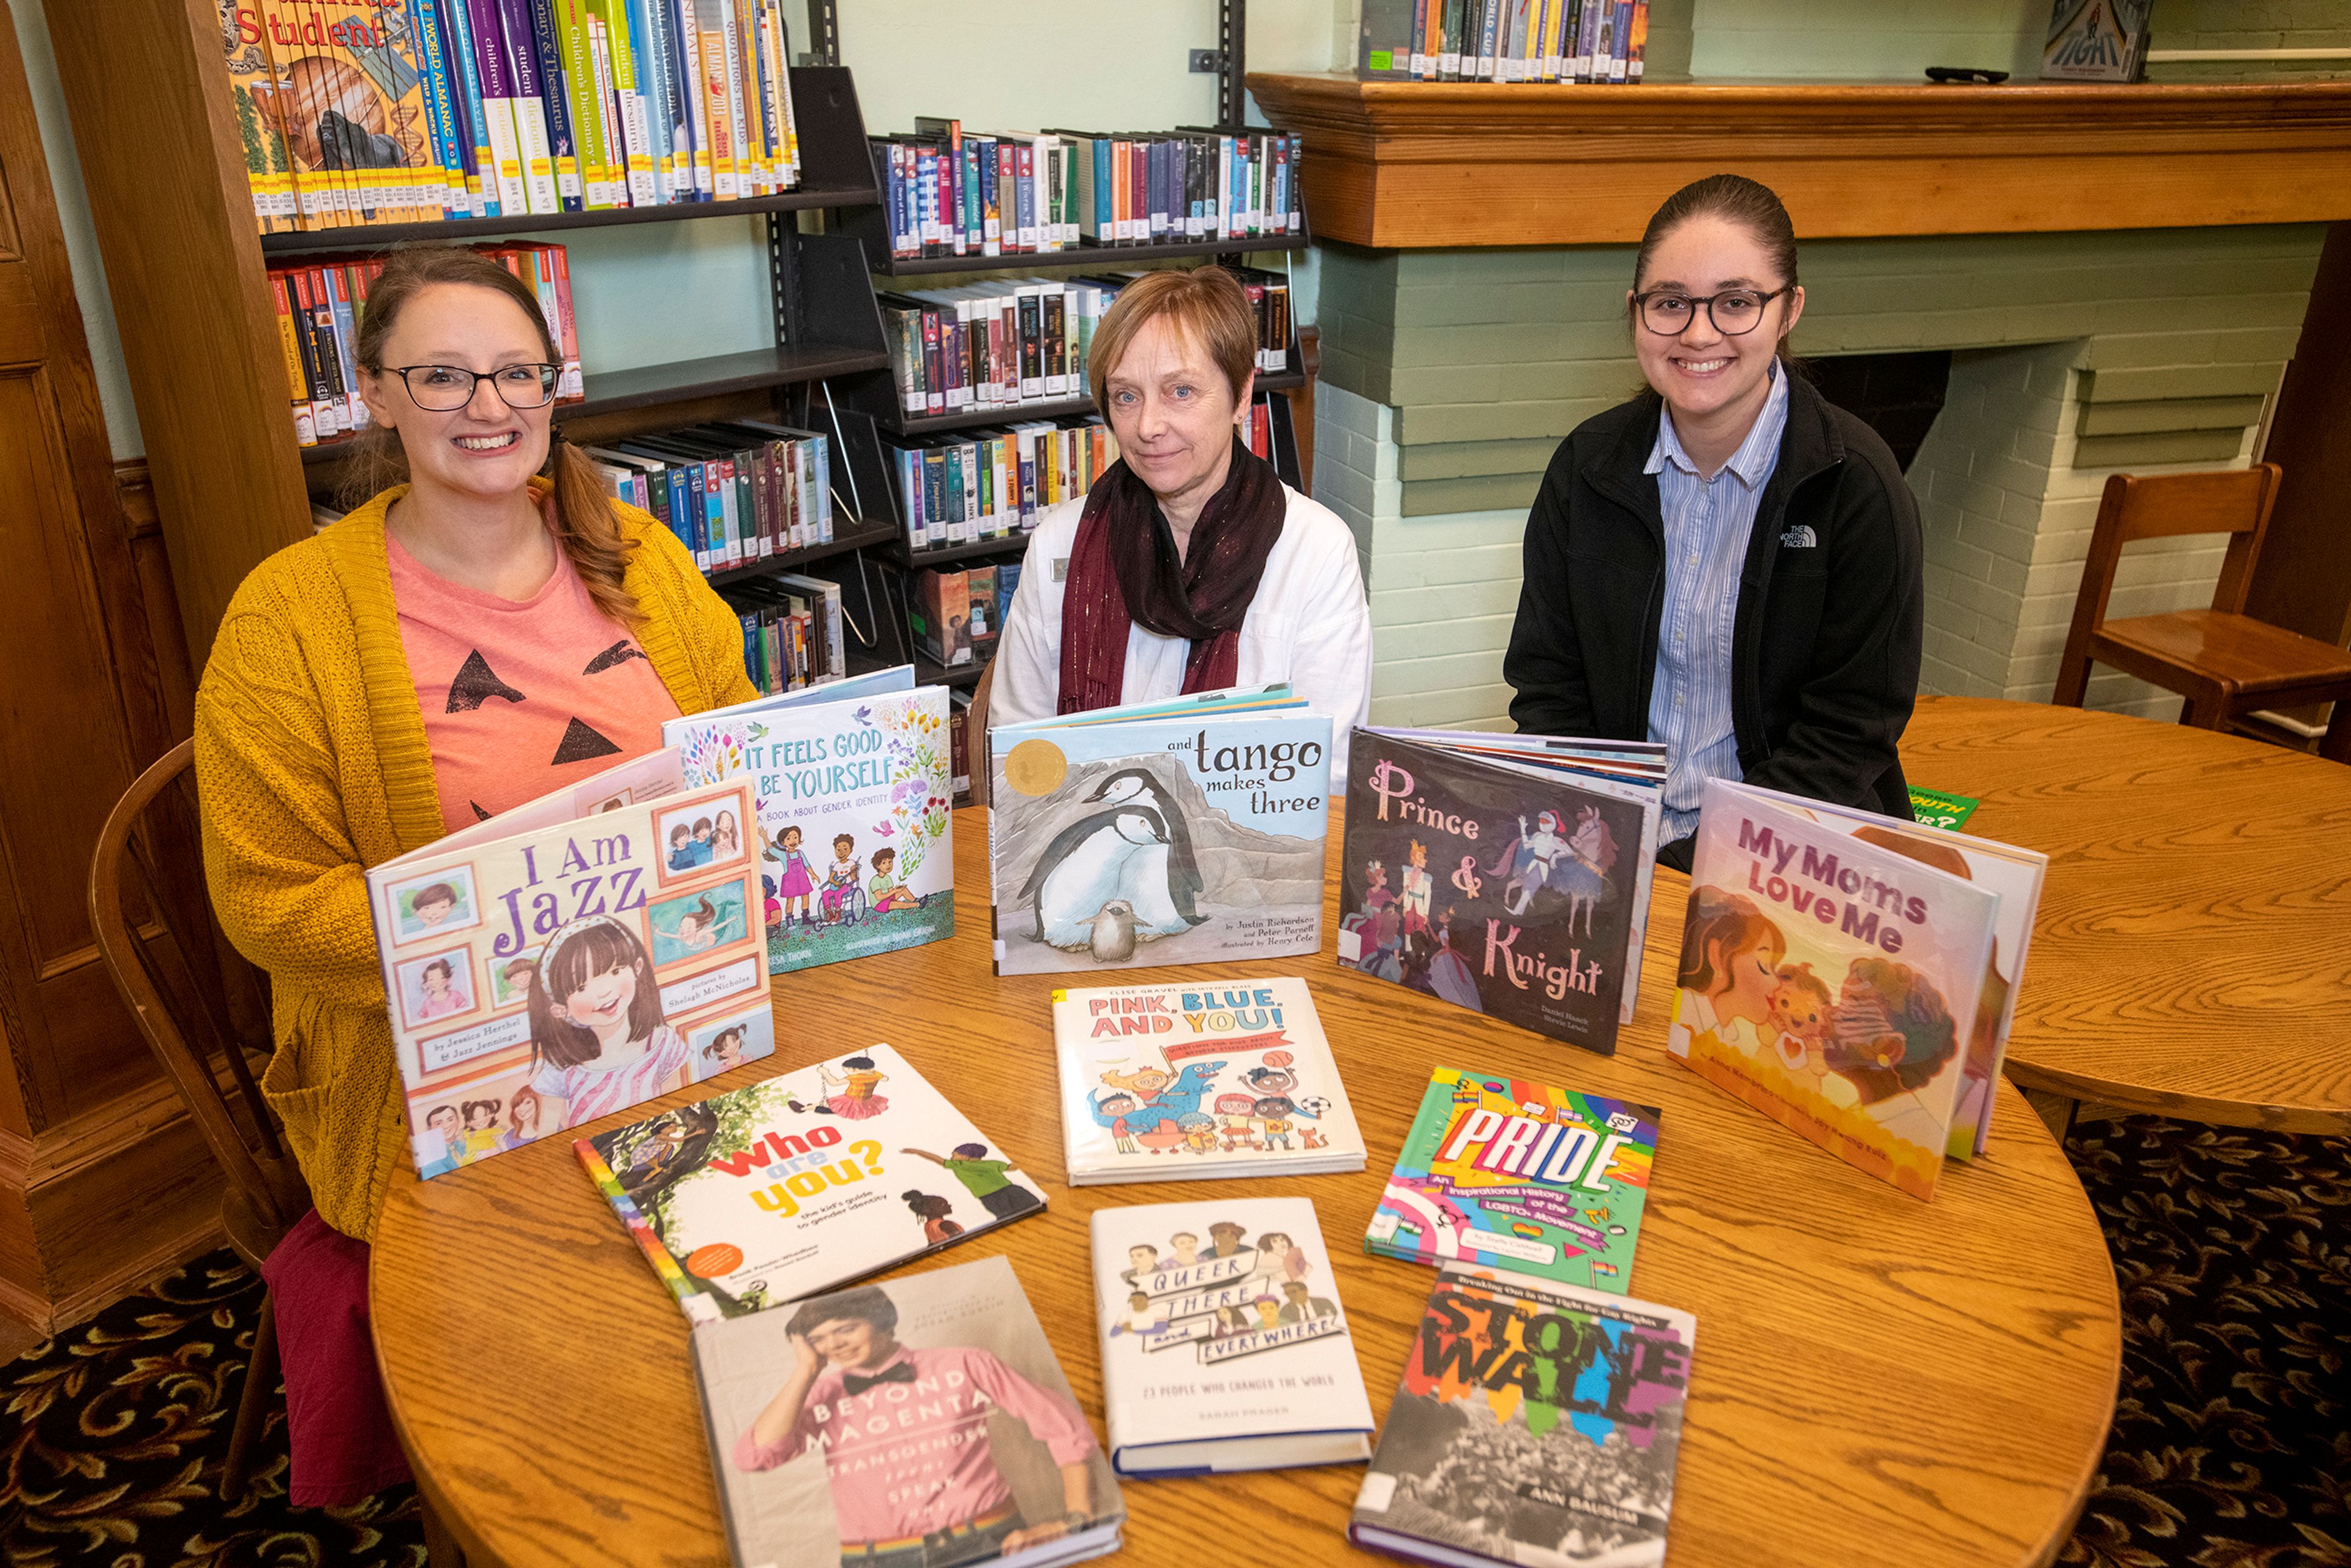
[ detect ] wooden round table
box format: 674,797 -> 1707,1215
375,803 -> 2121,1568
1902,696 -> 2351,1135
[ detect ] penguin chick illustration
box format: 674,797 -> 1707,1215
1090,900 -> 1139,963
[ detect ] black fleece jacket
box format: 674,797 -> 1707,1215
1502,374 -> 1924,871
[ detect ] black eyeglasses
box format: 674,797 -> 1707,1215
1632,287 -> 1793,337
382,362 -> 561,412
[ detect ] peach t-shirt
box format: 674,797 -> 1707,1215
388,533 -> 683,833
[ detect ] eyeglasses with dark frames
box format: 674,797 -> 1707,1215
1632,287 -> 1794,338
381,362 -> 561,412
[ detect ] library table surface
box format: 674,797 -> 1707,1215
1902,696 -> 2351,1134
373,801 -> 2122,1568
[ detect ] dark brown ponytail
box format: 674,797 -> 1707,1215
341,247 -> 640,626
1629,174 -> 1802,361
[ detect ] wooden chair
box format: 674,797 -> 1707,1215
86,738 -> 307,1500
2053,464 -> 2351,763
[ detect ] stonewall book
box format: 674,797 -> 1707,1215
576,1043 -> 1045,1325
1090,1196 -> 1375,1475
666,669 -> 954,976
1051,978 -> 1365,1184
1668,777 -> 2002,1199
693,1255 -> 1125,1568
1339,729 -> 1662,1055
988,687 -> 1334,977
1367,1067 -> 1658,1296
365,748 -> 768,1178
1349,1264 -> 1696,1568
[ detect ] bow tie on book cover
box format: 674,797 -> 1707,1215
842,1361 -> 920,1396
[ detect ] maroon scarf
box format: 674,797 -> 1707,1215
1056,437 -> 1287,714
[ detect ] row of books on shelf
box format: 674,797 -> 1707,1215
869,121 -> 1305,261
879,266 -> 1294,419
1359,0 -> 1651,82
227,0 -> 803,236
719,572 -> 847,697
272,242 -> 584,447
909,561 -> 1019,672
883,415 -> 1115,552
579,419 -> 835,572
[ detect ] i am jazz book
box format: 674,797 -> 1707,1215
988,686 -> 1333,977
1339,728 -> 1662,1055
693,1255 -> 1125,1568
576,1043 -> 1046,1324
363,748 -> 770,1177
1367,1067 -> 1658,1296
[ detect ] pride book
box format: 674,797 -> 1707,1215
664,666 -> 955,977
1338,728 -> 1663,1056
1051,977 -> 1366,1184
986,685 -> 1333,977
1366,1067 -> 1657,1295
1668,777 -> 2015,1199
1090,1196 -> 1375,1476
1349,1263 -> 1696,1568
692,1255 -> 1125,1568
363,746 -> 768,1177
576,1043 -> 1046,1324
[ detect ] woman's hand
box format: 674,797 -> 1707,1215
789,1330 -> 820,1379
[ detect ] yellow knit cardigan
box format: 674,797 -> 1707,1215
195,486 -> 759,1240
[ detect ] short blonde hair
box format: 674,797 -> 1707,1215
1089,267 -> 1258,416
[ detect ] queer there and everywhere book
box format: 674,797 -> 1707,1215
364,748 -> 768,1177
1338,728 -> 1663,1055
665,667 -> 954,976
987,686 -> 1333,977
1090,1196 -> 1375,1476
692,1255 -> 1125,1568
576,1043 -> 1046,1325
1349,1264 -> 1696,1568
1668,778 -> 2009,1199
1366,1067 -> 1657,1296
1051,978 -> 1366,1184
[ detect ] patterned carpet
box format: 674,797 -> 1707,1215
1,1116 -> 2341,1568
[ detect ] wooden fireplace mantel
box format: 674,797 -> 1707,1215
1244,74 -> 2351,248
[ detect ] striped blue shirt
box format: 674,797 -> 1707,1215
1645,364 -> 1790,844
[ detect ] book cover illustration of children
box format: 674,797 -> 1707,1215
650,881 -> 749,965
1104,1216 -> 1348,1363
524,914 -> 693,1130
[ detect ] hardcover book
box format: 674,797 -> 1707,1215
693,1255 -> 1125,1568
665,670 -> 954,975
1350,1263 -> 1696,1568
1367,1067 -> 1657,1295
2041,0 -> 2151,81
1667,777 -> 2003,1198
1051,977 -> 1366,1184
577,1042 -> 1046,1324
1090,1196 -> 1375,1475
987,688 -> 1333,977
1338,729 -> 1662,1056
363,748 -> 768,1177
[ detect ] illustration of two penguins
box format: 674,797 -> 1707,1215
1020,768 -> 1209,962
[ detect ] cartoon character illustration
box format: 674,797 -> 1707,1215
524,913 -> 689,1130
1558,804 -> 1621,936
667,822 -> 710,871
1120,1244 -> 1160,1283
507,1086 -> 550,1144
1671,887 -> 1786,1060
768,824 -> 816,925
701,1026 -> 749,1075
456,1098 -> 508,1159
1822,957 -> 1960,1110
1090,1090 -> 1144,1154
1211,1305 -> 1248,1338
904,1190 -> 964,1245
817,1055 -> 890,1119
1201,1221 -> 1249,1259
1254,1097 -> 1297,1150
418,1103 -> 462,1176
1254,1231 -> 1310,1285
1360,860 -> 1393,915
1485,809 -> 1572,917
867,847 -> 920,912
1399,840 -> 1433,929
1097,1060 -> 1224,1120
654,894 -> 739,955
820,835 -> 861,923
410,881 -> 462,929
1298,1124 -> 1328,1151
1109,1290 -> 1164,1337
902,1143 -> 1040,1221
711,810 -> 741,858
1021,767 -> 1210,950
1767,961 -> 1835,1073
1250,1294 -> 1284,1331
1213,1092 -> 1261,1151
1176,1111 -> 1218,1153
413,957 -> 466,1019
1422,909 -> 1484,1012
1277,1281 -> 1338,1324
1088,900 -> 1138,963
1167,1232 -> 1202,1267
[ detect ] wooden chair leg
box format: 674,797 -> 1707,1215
420,1486 -> 471,1568
224,1288 -> 280,1501
2050,650 -> 2091,708
2179,689 -> 2232,729
2321,700 -> 2351,767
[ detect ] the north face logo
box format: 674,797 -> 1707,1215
1780,525 -> 1817,548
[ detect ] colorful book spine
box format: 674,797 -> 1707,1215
674,0 -> 716,196
597,0 -> 659,205
493,0 -> 562,212
624,0 -> 680,199
408,0 -> 476,218
528,0 -> 589,210
463,0 -> 531,213
225,8 -> 298,231
438,0 -> 498,213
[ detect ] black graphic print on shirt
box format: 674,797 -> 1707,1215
584,640 -> 650,675
552,717 -> 623,765
447,650 -> 527,713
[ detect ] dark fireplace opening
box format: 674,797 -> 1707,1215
1801,350 -> 1953,472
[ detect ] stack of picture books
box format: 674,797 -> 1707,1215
269,242 -> 582,448
578,420 -> 835,572
1358,0 -> 1651,83
223,0 -> 804,236
883,417 -> 1115,552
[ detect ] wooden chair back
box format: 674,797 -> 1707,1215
2069,463 -> 2282,637
86,739 -> 308,1266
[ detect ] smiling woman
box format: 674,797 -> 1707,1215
989,266 -> 1373,785
1504,174 -> 1926,871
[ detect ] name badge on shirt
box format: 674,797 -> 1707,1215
1052,557 -> 1070,582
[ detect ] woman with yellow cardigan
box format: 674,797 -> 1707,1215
196,249 -> 757,1503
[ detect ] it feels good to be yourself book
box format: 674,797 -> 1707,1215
1338,728 -> 1662,1055
1367,1067 -> 1658,1296
693,1255 -> 1125,1568
1090,1196 -> 1375,1476
1051,977 -> 1365,1184
988,686 -> 1334,977
1350,1264 -> 1697,1568
366,748 -> 771,1179
577,1043 -> 1046,1324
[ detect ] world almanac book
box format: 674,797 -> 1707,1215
576,1043 -> 1046,1324
1349,1263 -> 1696,1568
1367,1067 -> 1658,1296
692,1255 -> 1125,1568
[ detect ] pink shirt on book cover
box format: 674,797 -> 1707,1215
388,531 -> 683,835
731,1345 -> 1097,1545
